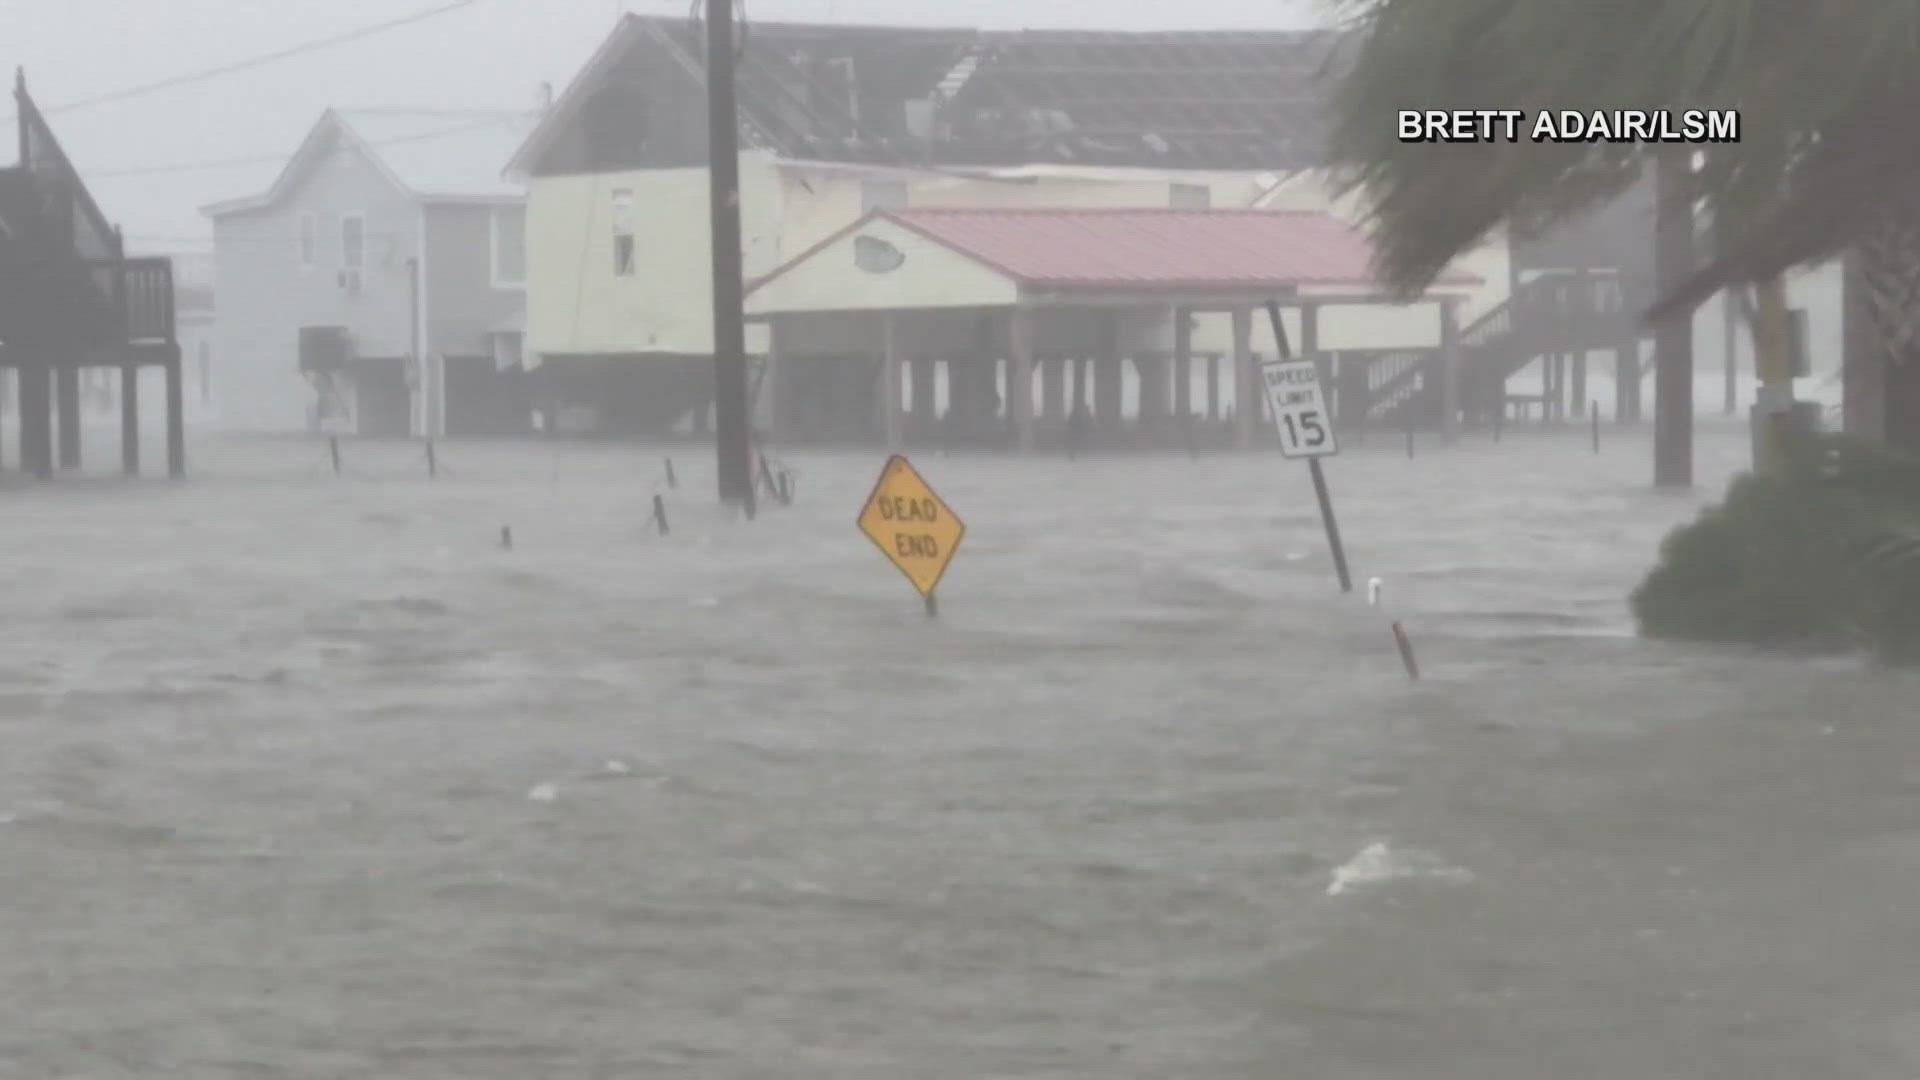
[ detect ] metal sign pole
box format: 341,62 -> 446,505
1264,300 -> 1353,594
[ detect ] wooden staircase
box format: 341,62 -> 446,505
1358,269 -> 1638,431
0,69 -> 182,478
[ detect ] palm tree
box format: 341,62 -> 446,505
1325,0 -> 1920,452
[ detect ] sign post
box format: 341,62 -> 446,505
857,454 -> 966,617
1262,301 -> 1353,594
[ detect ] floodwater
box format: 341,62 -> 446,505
2,424 -> 1916,1078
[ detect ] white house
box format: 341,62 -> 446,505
203,107 -> 538,436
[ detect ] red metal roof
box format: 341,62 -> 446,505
871,207 -> 1478,293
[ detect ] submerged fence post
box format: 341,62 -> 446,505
500,525 -> 513,550
329,436 -> 342,476
425,439 -> 437,478
1591,401 -> 1601,454
652,494 -> 669,536
664,457 -> 678,489
1391,620 -> 1421,680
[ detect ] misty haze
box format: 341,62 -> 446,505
2,2 -> 1918,1078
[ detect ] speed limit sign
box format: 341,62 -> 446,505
1260,357 -> 1338,459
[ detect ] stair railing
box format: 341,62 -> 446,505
1360,268 -> 1628,424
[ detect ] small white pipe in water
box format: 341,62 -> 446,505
1367,577 -> 1383,607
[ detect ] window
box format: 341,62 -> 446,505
861,178 -> 908,212
1170,183 -> 1211,209
298,213 -> 316,266
611,188 -> 635,277
491,206 -> 526,288
340,214 -> 365,269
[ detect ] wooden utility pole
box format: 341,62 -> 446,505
1652,149 -> 1695,488
705,0 -> 754,511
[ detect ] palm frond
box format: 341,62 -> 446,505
1849,530 -> 1920,577
1328,0 -> 1920,302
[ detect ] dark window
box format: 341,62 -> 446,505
611,187 -> 635,277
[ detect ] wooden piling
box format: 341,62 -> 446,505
164,353 -> 185,479
120,364 -> 139,476
19,362 -> 52,480
55,366 -> 80,470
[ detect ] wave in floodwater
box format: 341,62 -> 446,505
1325,841 -> 1475,897
0,430 -> 1847,1078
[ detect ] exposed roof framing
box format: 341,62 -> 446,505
507,14 -> 1341,177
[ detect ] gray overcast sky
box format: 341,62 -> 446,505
3,0 -> 1325,247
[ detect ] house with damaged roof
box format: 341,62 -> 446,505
505,15 -> 1503,442
512,14 -> 1704,449
203,107 -> 539,436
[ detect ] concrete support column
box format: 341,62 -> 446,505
1008,307 -> 1035,452
877,313 -> 903,450
1136,352 -> 1169,433
1041,354 -> 1067,424
1206,352 -> 1221,422
1439,299 -> 1462,443
1231,307 -> 1255,449
1094,312 -> 1123,434
56,365 -> 81,469
1616,340 -> 1641,422
1300,302 -> 1325,411
1571,350 -> 1589,417
910,356 -> 937,441
1171,307 -> 1192,425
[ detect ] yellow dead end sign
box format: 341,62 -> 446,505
856,454 -> 965,615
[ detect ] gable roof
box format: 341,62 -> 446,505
203,108 -> 538,217
749,207 -> 1480,297
506,14 -> 1341,178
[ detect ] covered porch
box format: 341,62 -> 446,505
744,207 -> 1479,452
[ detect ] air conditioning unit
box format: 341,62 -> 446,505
298,325 -> 352,373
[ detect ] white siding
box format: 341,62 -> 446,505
748,217 -> 1017,315
209,131 -> 420,432
525,153 -> 784,357
524,156 -> 1503,365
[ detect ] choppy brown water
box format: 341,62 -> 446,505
1,425 -> 1914,1078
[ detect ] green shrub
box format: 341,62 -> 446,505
1631,432 -> 1920,661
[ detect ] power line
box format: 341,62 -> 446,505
10,0 -> 488,120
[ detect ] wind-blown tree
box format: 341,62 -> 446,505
1324,0 -> 1920,450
